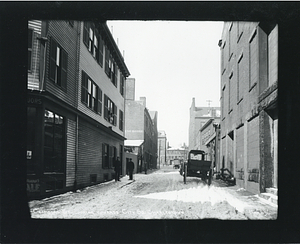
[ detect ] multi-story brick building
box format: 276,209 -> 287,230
124,78 -> 158,172
27,20 -> 130,199
189,97 -> 220,151
219,22 -> 278,194
158,130 -> 167,167
199,119 -> 221,171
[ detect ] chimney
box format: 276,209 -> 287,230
139,97 -> 146,107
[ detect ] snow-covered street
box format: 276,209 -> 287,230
29,166 -> 277,219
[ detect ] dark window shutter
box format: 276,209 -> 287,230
49,38 -> 57,81
81,71 -> 87,104
97,88 -> 102,115
99,35 -> 104,67
109,145 -> 113,168
83,22 -> 89,47
114,104 -> 117,126
104,95 -> 108,120
105,47 -> 110,76
61,49 -> 68,89
102,143 -> 105,169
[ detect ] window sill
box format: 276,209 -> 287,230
249,82 -> 257,92
237,97 -> 243,105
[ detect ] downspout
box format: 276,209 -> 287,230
74,21 -> 81,191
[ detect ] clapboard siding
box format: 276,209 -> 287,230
28,20 -> 41,90
77,118 -> 124,187
77,22 -> 125,138
66,118 -> 76,187
78,119 -> 103,186
45,21 -> 79,108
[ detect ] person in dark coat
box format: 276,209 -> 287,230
114,157 -> 121,181
128,158 -> 134,180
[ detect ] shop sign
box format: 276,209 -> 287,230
27,150 -> 32,159
27,96 -> 42,106
27,179 -> 40,192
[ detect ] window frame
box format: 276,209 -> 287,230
44,109 -> 65,173
119,109 -> 124,131
49,38 -> 68,90
249,28 -> 258,91
81,71 -> 102,115
104,94 -> 117,126
28,28 -> 33,72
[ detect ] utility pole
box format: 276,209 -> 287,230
206,100 -> 212,107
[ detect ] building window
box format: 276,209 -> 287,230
28,29 -> 33,71
104,95 -> 117,125
221,86 -> 225,120
102,143 -> 109,169
105,46 -> 111,77
237,22 -> 243,43
44,110 -> 65,173
237,53 -> 244,103
249,29 -> 258,90
81,71 -> 102,114
119,110 -> 124,131
229,72 -> 233,113
111,61 -> 117,87
83,21 -> 104,66
49,38 -> 68,90
229,22 -> 233,61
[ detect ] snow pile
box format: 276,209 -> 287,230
135,185 -> 249,213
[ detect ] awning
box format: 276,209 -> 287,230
124,140 -> 144,147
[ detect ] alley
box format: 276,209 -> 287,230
29,166 -> 277,220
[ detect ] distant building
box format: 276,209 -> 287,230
166,147 -> 189,165
199,119 -> 221,171
189,98 -> 220,151
158,131 -> 167,167
219,22 -> 278,194
125,78 -> 158,172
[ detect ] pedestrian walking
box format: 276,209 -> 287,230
144,161 -> 147,174
128,158 -> 134,180
114,157 -> 121,182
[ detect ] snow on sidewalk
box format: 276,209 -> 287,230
135,185 -> 250,213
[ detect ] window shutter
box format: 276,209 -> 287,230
102,143 -> 105,169
109,145 -> 113,168
104,95 -> 108,120
49,38 -> 57,81
97,88 -> 102,115
114,104 -> 117,126
61,49 -> 68,89
83,22 -> 89,47
81,71 -> 87,104
99,35 -> 104,67
105,47 -> 110,76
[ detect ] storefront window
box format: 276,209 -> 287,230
44,109 -> 65,172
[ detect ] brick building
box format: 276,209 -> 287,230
199,119 -> 221,172
27,20 -> 130,199
188,97 -> 220,151
219,22 -> 278,194
124,78 -> 158,172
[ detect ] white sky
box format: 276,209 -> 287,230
107,20 -> 224,148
